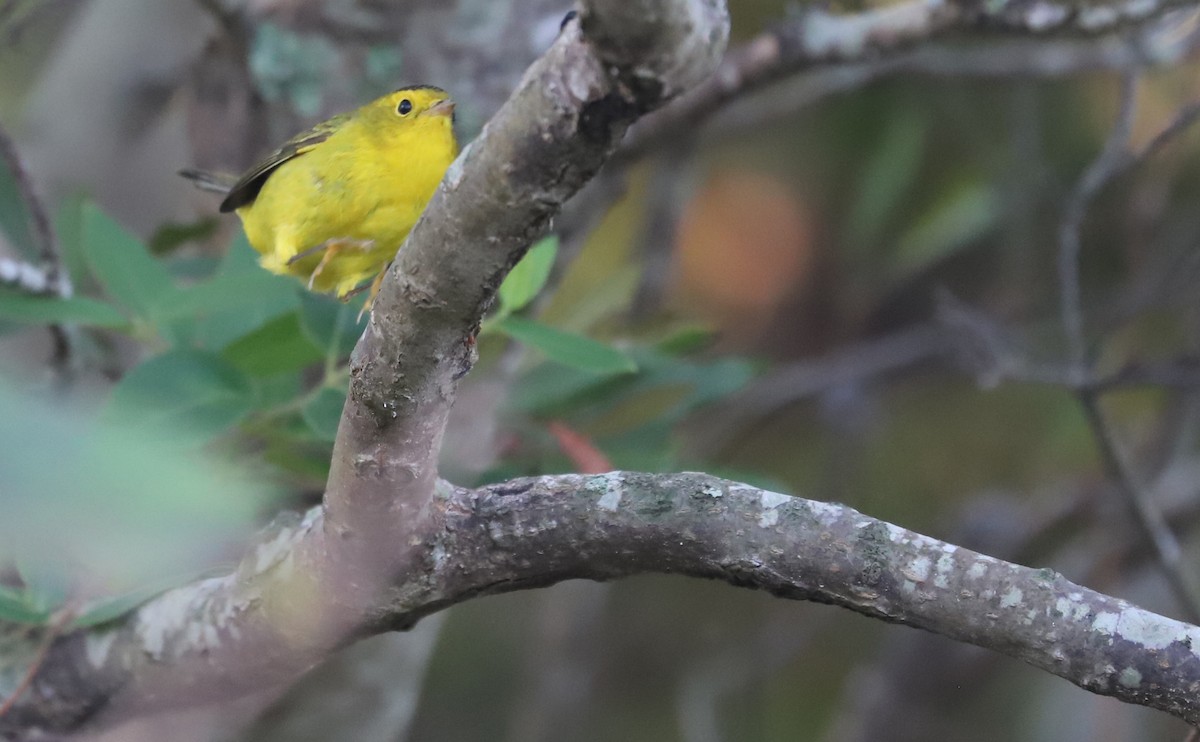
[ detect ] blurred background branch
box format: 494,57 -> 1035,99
620,0 -> 1200,163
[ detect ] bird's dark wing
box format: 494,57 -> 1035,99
217,112 -> 350,213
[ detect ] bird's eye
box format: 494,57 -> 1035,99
397,98 -> 413,116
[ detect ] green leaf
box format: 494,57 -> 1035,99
15,558 -> 71,615
252,372 -> 304,412
149,218 -> 219,256
896,181 -> 997,272
511,348 -> 754,420
108,349 -> 256,444
497,316 -> 636,375
299,292 -> 365,359
54,193 -> 89,288
190,232 -> 301,349
593,419 -> 678,472
0,145 -> 36,258
80,202 -> 176,318
71,568 -> 223,628
302,386 -> 346,441
509,363 -> 627,414
73,588 -> 162,628
164,254 -> 221,282
0,584 -> 52,625
164,271 -> 301,322
847,110 -> 926,248
0,291 -> 128,328
498,235 -> 558,314
222,312 -> 324,377
655,325 -> 716,355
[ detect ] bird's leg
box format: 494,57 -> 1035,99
287,238 -> 375,289
355,269 -> 390,321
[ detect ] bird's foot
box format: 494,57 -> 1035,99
287,238 -> 375,290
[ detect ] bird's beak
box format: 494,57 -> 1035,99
425,99 -> 456,120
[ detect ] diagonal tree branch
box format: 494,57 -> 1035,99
0,123 -> 66,294
319,0 -> 731,630
0,0 -> 731,736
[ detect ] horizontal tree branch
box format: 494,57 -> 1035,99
437,474 -> 1200,726
8,472 -> 1200,736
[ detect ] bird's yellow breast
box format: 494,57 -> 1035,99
237,97 -> 457,298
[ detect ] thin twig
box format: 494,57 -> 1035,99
1053,77 -> 1200,620
630,141 -> 694,318
1053,92 -> 1200,349
1079,393 -> 1200,622
0,123 -> 67,295
1,0 -> 81,47
1058,73 -> 1140,378
695,324 -> 947,455
1131,97 -> 1200,164
1092,359 -> 1200,392
0,124 -> 77,378
192,0 -> 240,35
0,603 -> 77,721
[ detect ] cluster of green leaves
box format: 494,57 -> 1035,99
1,202 -> 364,476
485,236 -> 636,375
0,184 -> 751,625
1,214 -> 646,471
845,103 -> 999,280
484,327 -> 756,480
477,240 -> 759,482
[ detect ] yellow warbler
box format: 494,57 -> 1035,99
181,86 -> 458,305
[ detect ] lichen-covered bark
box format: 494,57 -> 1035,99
421,474 -> 1200,724
318,0 -> 730,612
10,469 -> 1200,735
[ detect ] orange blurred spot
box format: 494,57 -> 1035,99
674,168 -> 813,322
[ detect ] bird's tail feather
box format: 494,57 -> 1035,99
178,168 -> 236,196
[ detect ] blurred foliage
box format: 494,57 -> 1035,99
249,21 -> 406,117
250,23 -> 339,117
0,385 -> 274,627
